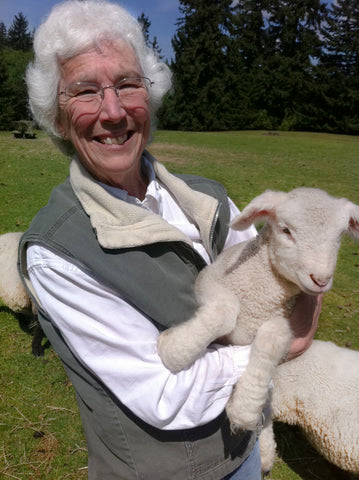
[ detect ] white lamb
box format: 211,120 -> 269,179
271,339 -> 359,473
157,187 -> 359,471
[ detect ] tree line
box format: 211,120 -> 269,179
158,0 -> 359,133
0,13 -> 34,130
1,1 -> 359,134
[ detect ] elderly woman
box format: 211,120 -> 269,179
19,1 -> 321,479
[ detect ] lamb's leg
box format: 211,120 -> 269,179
226,317 -> 292,431
157,274 -> 240,373
259,399 -> 276,475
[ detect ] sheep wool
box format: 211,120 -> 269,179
0,232 -> 31,313
272,340 -> 359,473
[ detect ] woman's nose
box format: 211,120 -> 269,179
99,88 -> 126,122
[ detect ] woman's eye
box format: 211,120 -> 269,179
117,77 -> 143,90
119,83 -> 138,90
76,90 -> 96,97
68,83 -> 99,97
76,88 -> 98,96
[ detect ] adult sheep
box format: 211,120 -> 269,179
157,187 -> 359,472
0,232 -> 30,313
271,339 -> 359,473
0,231 -> 43,356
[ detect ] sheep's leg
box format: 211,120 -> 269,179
157,275 -> 240,373
226,317 -> 292,431
31,322 -> 46,357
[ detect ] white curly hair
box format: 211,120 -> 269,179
26,0 -> 172,154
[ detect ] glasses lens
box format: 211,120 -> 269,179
115,77 -> 150,107
66,82 -> 101,102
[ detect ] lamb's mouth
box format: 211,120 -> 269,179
95,132 -> 133,145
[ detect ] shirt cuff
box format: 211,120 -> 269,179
229,344 -> 252,379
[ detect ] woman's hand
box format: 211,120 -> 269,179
286,293 -> 322,361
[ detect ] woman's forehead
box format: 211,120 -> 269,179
59,41 -> 142,83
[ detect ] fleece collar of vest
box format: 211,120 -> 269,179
69,151 -> 219,251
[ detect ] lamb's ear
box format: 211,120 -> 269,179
230,190 -> 288,231
343,199 -> 359,240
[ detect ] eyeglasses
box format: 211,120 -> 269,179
58,76 -> 153,111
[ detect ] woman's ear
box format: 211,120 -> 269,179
54,114 -> 68,140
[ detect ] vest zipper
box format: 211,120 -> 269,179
208,203 -> 220,263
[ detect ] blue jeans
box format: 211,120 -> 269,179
222,441 -> 261,480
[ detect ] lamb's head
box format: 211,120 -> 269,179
230,188 -> 359,295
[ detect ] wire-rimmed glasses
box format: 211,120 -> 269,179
58,76 -> 153,112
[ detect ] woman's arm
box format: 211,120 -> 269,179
27,243 -> 251,431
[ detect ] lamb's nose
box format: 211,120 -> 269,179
310,274 -> 330,288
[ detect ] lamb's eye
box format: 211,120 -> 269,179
282,227 -> 291,235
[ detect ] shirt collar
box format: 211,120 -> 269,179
98,156 -> 162,215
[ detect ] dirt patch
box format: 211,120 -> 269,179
33,432 -> 59,465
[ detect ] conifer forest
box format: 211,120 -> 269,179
1,0 -> 358,134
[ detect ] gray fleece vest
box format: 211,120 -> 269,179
19,175 -> 257,480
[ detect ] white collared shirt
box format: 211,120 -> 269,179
27,169 -> 257,430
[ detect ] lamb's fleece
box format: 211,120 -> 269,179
0,232 -> 31,313
272,340 -> 359,473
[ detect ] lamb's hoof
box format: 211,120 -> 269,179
157,334 -> 187,373
229,419 -> 258,433
262,471 -> 275,479
157,353 -> 184,373
229,423 -> 245,435
226,404 -> 261,432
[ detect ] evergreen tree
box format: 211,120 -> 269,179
0,48 -> 33,129
138,13 -> 163,59
317,0 -> 359,132
0,13 -> 33,129
166,0 -> 234,130
151,36 -> 163,60
322,0 -> 359,77
250,0 -> 326,130
232,0 -> 269,72
0,54 -> 9,129
0,22 -> 7,49
230,0 -> 274,129
138,13 -> 151,45
7,12 -> 33,51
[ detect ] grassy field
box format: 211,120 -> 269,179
0,129 -> 358,479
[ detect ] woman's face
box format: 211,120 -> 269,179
57,41 -> 151,196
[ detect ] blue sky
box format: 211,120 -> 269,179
1,0 -> 180,60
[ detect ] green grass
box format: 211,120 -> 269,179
1,129 -> 359,479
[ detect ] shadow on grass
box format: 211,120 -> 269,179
274,422 -> 359,480
0,305 -> 50,357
